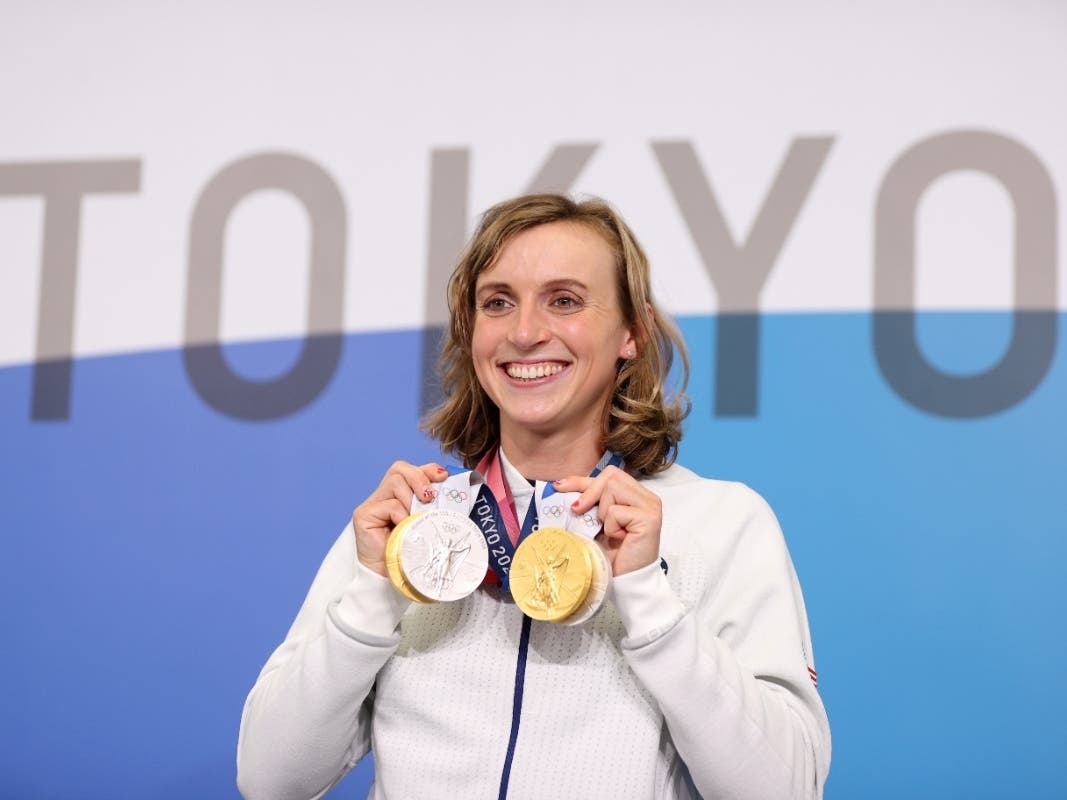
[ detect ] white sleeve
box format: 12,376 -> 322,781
612,483 -> 831,800
236,523 -> 412,800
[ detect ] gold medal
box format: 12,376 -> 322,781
510,526 -> 593,622
385,514 -> 433,604
560,535 -> 610,626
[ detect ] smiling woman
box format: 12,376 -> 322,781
471,220 -> 634,452
236,194 -> 832,799
431,196 -> 689,479
470,221 -> 649,474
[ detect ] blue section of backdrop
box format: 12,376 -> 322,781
2,312 -> 1064,799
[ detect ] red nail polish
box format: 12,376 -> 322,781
571,500 -> 579,508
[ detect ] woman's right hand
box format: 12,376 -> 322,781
351,461 -> 448,577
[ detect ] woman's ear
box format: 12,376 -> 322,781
619,302 -> 653,359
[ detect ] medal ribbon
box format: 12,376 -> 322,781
470,448 -> 537,592
534,450 -> 623,541
468,448 -> 623,592
410,469 -> 484,517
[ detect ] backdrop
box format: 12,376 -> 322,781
2,2 -> 1064,798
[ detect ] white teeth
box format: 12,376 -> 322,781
506,363 -> 564,381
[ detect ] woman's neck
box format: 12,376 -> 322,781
499,425 -> 604,481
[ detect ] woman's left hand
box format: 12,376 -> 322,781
553,466 -> 662,577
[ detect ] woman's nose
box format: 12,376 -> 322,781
508,303 -> 549,349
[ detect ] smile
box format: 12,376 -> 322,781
503,362 -> 567,381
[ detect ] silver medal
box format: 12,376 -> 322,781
398,509 -> 489,602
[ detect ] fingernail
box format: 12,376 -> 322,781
552,479 -> 562,486
436,466 -> 448,475
422,487 -> 435,500
571,500 -> 579,509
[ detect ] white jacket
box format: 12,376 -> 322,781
237,463 -> 831,799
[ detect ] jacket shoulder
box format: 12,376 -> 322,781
642,463 -> 768,508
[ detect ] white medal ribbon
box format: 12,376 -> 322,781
534,485 -> 602,540
411,469 -> 485,516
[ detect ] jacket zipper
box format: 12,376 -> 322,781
497,614 -> 532,799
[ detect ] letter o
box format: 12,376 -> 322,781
873,130 -> 1057,417
184,153 -> 346,419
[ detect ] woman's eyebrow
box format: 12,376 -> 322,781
474,280 -> 512,298
476,277 -> 590,294
542,278 -> 590,292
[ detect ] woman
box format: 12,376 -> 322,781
237,194 -> 831,799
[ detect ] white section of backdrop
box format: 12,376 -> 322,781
0,0 -> 1063,367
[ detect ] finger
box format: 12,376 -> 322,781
387,497 -> 412,526
555,476 -> 607,516
374,461 -> 442,507
374,471 -> 420,508
599,502 -> 652,540
406,461 -> 452,503
566,466 -> 642,514
419,462 -> 449,482
551,475 -> 594,494
594,530 -> 621,569
354,496 -> 411,533
352,497 -> 412,576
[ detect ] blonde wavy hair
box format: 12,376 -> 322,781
423,193 -> 690,476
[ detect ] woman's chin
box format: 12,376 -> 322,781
500,410 -> 561,435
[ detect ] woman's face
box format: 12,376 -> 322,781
471,221 -> 635,443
